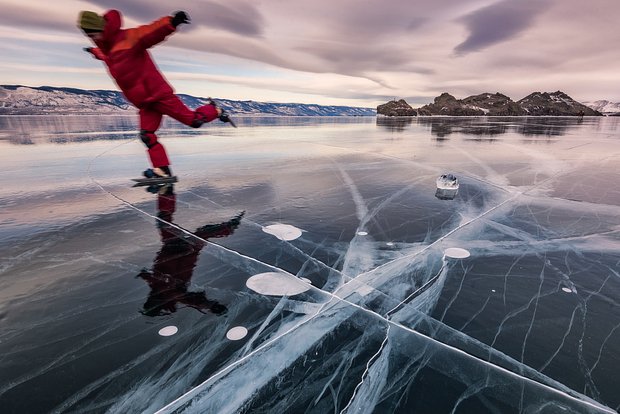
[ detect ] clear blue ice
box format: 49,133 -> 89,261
1,115 -> 619,413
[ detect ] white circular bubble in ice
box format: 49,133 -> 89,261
357,231 -> 368,236
444,247 -> 471,259
262,224 -> 302,241
226,326 -> 248,341
386,242 -> 394,246
158,326 -> 178,337
246,272 -> 311,296
561,287 -> 572,293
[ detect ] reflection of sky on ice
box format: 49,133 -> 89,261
0,116 -> 619,413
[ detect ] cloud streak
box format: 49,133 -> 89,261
454,0 -> 551,55
88,0 -> 264,36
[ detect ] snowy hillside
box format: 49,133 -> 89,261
0,85 -> 375,116
0,85 -> 131,114
582,100 -> 620,115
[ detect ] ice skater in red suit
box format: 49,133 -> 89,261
78,9 -> 234,178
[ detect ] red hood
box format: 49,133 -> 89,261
95,9 -> 122,53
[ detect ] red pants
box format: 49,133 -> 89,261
139,95 -> 218,167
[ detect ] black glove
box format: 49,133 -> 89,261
83,47 -> 97,59
171,11 -> 190,27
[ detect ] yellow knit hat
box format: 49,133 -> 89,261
78,11 -> 105,32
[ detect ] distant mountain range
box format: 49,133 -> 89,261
581,100 -> 620,115
0,85 -> 375,116
2,85 -> 618,117
378,92 -> 619,117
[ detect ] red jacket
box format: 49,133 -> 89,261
89,10 -> 177,107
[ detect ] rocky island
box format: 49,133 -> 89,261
376,99 -> 417,116
378,91 -> 603,117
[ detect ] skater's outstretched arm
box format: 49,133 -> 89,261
83,47 -> 106,61
132,11 -> 190,50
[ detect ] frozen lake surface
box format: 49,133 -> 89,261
1,115 -> 619,413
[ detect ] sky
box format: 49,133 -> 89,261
0,0 -> 619,108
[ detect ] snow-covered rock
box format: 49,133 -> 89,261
582,100 -> 620,116
517,91 -> 601,116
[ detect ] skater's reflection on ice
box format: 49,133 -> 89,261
137,184 -> 244,316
